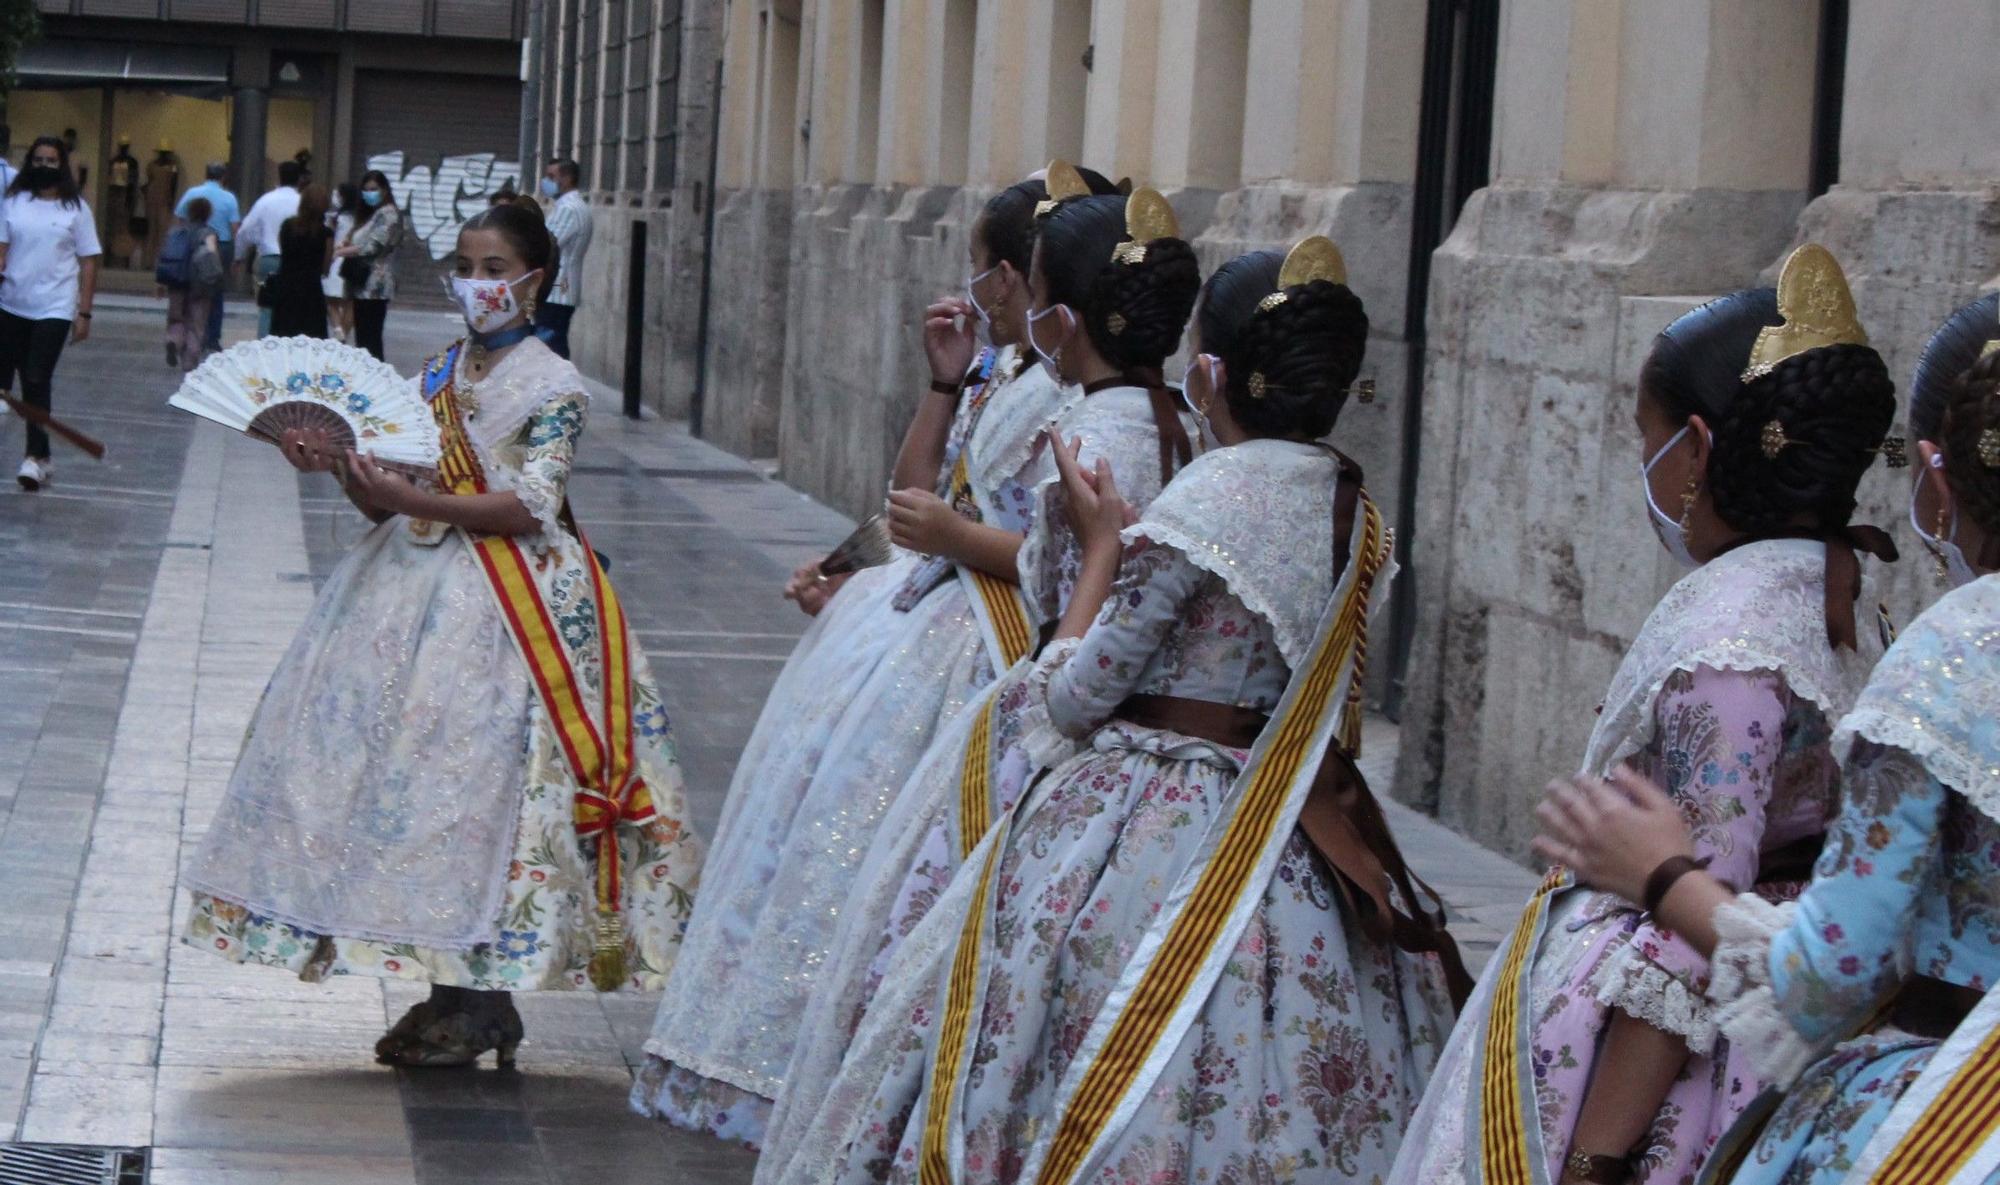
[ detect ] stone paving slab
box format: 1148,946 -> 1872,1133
0,303 -> 1537,1185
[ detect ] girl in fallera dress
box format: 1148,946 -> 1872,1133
1389,244 -> 1902,1185
755,187 -> 1204,1185
1536,291 -> 2000,1185
633,164 -> 1121,1146
184,202 -> 702,1067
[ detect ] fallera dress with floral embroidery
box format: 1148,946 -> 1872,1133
772,440 -> 1453,1185
1700,573 -> 2000,1185
755,386 -> 1194,1184
1390,539 -> 1883,1185
185,337 -> 703,992
631,348 -> 1080,1146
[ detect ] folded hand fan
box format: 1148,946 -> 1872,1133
169,336 -> 440,477
818,514 -> 894,577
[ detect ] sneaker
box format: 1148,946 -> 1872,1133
17,457 -> 47,491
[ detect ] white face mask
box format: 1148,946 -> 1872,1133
966,265 -> 999,327
1641,425 -> 1703,569
1910,451 -> 1979,588
1027,304 -> 1070,382
1183,354 -> 1220,448
446,270 -> 540,334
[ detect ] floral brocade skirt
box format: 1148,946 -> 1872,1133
826,724 -> 1455,1185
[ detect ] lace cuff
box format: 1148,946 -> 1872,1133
1710,894 -> 1818,1086
1020,637 -> 1084,773
1588,942 -> 1720,1054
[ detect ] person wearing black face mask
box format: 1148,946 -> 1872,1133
0,135 -> 101,491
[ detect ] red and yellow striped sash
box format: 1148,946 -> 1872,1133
428,353 -> 653,982
1870,1023 -> 2000,1185
919,835 -> 1006,1185
948,452 -> 1035,671
955,695 -> 999,862
1478,865 -> 1569,1185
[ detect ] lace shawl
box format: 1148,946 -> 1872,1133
1123,439 -> 1342,670
1833,573 -> 2000,824
1580,538 -> 1883,778
962,352 -> 1081,502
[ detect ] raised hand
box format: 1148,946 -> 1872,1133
338,449 -> 419,517
280,427 -> 341,473
1047,429 -> 1129,556
924,297 -> 978,389
1532,767 -> 1695,904
886,488 -> 960,556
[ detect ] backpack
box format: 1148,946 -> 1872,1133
154,225 -> 194,288
189,235 -> 224,289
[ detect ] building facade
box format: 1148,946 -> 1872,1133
15,0 -> 527,298
533,0 -> 2000,857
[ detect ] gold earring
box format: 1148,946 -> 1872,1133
1678,472 -> 1700,536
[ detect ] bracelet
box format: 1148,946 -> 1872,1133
1641,853 -> 1712,915
75,311 -> 91,319
928,377 -> 962,396
1564,1150 -> 1630,1184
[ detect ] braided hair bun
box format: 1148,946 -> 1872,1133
1910,291 -> 1999,443
1641,289 -> 1896,536
1196,250 -> 1368,439
1941,350 -> 2000,543
1035,195 -> 1201,373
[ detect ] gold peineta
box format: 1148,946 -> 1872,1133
1124,188 -> 1180,247
1276,235 -> 1347,290
1035,159 -> 1093,218
1741,243 -> 1869,382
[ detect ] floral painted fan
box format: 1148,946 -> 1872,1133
169,336 -> 440,477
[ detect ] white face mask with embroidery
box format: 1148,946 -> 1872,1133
1910,451 -> 1980,588
446,270 -> 541,334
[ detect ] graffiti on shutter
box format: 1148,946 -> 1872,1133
365,150 -> 524,260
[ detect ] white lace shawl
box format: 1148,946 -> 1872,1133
1124,439 -> 1342,671
962,349 -> 1082,501
1833,573 -> 2000,823
459,338 -> 590,538
1580,538 -> 1884,778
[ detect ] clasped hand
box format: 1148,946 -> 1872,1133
924,296 -> 978,387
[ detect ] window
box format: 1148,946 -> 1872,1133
622,0 -> 651,191
577,0 -> 599,179
653,0 -> 684,192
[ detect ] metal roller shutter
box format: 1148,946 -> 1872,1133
350,68 -> 524,305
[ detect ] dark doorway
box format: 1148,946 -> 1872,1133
1384,0 -> 1500,718
1809,0 -> 1847,198
624,219 -> 647,419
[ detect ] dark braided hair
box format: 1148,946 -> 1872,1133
1940,350 -> 2000,544
1197,250 -> 1368,439
976,166 -> 1119,273
1641,289 -> 1896,536
459,201 -> 560,307
1910,292 -> 1999,444
1035,195 -> 1200,372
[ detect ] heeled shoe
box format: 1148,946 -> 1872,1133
379,995 -> 524,1068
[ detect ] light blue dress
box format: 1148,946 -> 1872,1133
1706,574 -> 2000,1184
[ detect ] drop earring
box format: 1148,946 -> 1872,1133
1935,504 -> 1951,582
1678,473 -> 1700,544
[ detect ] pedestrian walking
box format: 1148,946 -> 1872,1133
184,202 -> 703,1067
175,163 -> 240,352
322,183 -> 358,344
533,159 -> 590,359
239,160 -> 305,337
158,196 -> 224,371
0,136 -> 101,491
334,169 -> 401,361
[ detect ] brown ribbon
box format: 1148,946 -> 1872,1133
1111,452 -> 1475,1010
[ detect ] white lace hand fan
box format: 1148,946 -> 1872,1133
169,336 -> 440,478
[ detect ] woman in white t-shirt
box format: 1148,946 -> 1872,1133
321,183 -> 358,344
0,135 -> 101,491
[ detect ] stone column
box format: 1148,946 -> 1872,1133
1393,0 -> 1824,858
1788,0 -> 2000,622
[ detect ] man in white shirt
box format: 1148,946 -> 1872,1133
238,160 -> 305,337
533,159 -> 592,359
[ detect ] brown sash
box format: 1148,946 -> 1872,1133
1111,451 -> 1474,1009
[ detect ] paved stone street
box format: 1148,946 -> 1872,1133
0,303 -> 1534,1183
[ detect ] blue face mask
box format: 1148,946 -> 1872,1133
540,177 -> 559,199
361,189 -> 384,208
